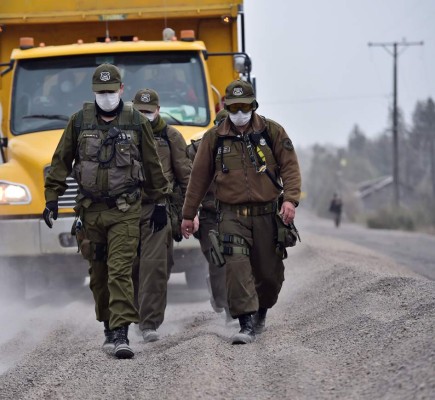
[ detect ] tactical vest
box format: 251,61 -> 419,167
214,120 -> 281,188
72,102 -> 144,199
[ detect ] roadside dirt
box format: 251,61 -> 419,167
0,213 -> 434,400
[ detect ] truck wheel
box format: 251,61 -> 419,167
185,264 -> 208,289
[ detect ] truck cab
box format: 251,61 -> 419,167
0,0 -> 251,293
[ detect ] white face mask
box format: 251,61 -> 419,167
229,110 -> 252,126
143,110 -> 158,122
95,92 -> 121,111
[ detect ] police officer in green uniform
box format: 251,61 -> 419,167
132,88 -> 192,343
43,64 -> 169,359
181,80 -> 301,344
187,109 -> 231,321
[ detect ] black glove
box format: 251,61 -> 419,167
150,204 -> 167,233
43,200 -> 58,229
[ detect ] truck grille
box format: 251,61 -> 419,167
59,176 -> 79,208
44,166 -> 78,209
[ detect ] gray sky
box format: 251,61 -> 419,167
243,0 -> 435,148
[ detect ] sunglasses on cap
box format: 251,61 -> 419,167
226,103 -> 253,114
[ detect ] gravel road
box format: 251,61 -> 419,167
0,210 -> 434,400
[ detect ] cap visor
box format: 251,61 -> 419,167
92,83 -> 121,92
224,97 -> 255,105
135,104 -> 158,112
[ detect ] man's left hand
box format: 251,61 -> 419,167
279,201 -> 295,225
43,200 -> 58,229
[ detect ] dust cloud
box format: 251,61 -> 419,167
0,262 -> 213,375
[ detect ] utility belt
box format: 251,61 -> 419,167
80,186 -> 140,211
217,201 -> 277,217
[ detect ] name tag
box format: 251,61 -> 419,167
217,146 -> 231,155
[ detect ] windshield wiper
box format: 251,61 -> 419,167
23,114 -> 70,121
160,111 -> 185,126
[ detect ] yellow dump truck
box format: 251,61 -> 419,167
0,0 -> 252,293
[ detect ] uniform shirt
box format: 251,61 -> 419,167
182,112 -> 301,220
151,115 -> 192,198
45,103 -> 169,204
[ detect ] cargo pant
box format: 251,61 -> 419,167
82,200 -> 140,330
197,208 -> 228,310
132,203 -> 172,331
218,203 -> 285,317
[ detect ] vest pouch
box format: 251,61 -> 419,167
79,161 -> 98,191
79,134 -> 101,160
115,143 -> 132,167
131,159 -> 145,182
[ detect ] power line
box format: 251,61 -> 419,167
368,39 -> 424,207
262,93 -> 390,106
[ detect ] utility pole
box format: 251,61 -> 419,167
368,39 -> 423,206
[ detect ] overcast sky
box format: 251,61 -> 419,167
243,0 -> 435,148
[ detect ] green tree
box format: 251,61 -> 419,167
306,144 -> 342,216
410,98 -> 435,198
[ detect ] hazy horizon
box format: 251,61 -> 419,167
244,0 -> 435,148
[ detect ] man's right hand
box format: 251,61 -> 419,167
43,201 -> 58,228
181,219 -> 195,239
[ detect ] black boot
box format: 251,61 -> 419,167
102,321 -> 116,353
252,307 -> 268,334
113,325 -> 134,359
231,314 -> 255,345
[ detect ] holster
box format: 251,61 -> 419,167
275,212 -> 301,260
71,215 -> 83,252
208,229 -> 226,267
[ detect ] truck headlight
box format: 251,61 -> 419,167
0,181 -> 31,204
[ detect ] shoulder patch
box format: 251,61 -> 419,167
282,138 -> 294,151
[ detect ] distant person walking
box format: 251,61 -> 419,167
329,193 -> 343,227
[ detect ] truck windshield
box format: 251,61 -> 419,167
11,52 -> 209,135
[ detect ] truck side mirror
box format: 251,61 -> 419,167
233,54 -> 252,74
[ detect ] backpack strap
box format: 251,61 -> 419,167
159,125 -> 171,150
73,109 -> 84,138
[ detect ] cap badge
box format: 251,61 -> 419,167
100,72 -> 110,82
233,87 -> 243,96
141,93 -> 151,103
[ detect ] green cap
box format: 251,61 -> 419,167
92,63 -> 122,92
224,79 -> 256,105
133,88 -> 159,112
